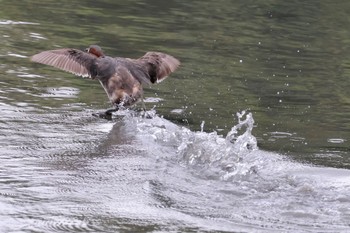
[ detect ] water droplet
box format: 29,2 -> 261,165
200,121 -> 205,132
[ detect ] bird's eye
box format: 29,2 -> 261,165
85,48 -> 89,52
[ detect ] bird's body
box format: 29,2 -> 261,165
30,45 -> 180,117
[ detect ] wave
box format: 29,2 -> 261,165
107,109 -> 350,231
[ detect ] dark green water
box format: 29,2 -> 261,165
1,1 -> 350,232
3,0 -> 349,167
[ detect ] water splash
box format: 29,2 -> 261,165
226,111 -> 258,154
173,111 -> 258,180
134,110 -> 259,181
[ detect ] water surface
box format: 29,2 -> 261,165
1,0 -> 350,232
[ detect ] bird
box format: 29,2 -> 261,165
30,45 -> 180,118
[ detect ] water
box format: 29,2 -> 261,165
1,0 -> 350,232
1,110 -> 350,232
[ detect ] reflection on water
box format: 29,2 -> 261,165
1,0 -> 350,232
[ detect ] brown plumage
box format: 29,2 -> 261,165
30,45 -> 180,117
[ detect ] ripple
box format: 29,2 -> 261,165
7,53 -> 27,58
270,131 -> 293,137
0,191 -> 17,198
55,186 -> 76,194
0,20 -> 39,25
144,97 -> 164,103
327,138 -> 346,144
29,32 -> 47,40
266,131 -> 306,143
24,216 -> 102,233
39,87 -> 80,98
17,73 -> 44,78
170,108 -> 185,114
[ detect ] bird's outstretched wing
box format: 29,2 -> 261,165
136,52 -> 180,83
30,48 -> 97,78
